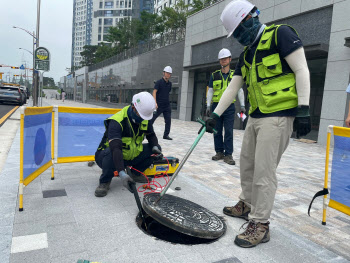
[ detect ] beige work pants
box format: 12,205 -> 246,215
239,116 -> 294,223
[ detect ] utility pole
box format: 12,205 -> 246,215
33,0 -> 41,106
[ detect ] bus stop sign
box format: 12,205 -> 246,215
34,47 -> 50,71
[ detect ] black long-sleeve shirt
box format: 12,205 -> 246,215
108,119 -> 158,172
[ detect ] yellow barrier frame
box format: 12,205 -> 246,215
19,106 -> 54,211
322,125 -> 350,224
56,106 -> 120,164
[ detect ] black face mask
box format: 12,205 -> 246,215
233,17 -> 262,46
128,106 -> 143,124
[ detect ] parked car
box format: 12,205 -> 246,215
20,86 -> 29,99
19,86 -> 27,104
0,85 -> 24,105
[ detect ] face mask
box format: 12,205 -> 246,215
233,17 -> 261,46
128,106 -> 144,124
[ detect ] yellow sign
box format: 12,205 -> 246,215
36,49 -> 48,60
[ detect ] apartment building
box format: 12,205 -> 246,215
71,0 -> 93,68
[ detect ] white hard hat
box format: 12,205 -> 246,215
220,0 -> 255,38
132,92 -> 156,120
218,48 -> 232,59
163,66 -> 172,74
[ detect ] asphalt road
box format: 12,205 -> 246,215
0,104 -> 18,127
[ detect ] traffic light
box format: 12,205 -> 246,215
0,73 -> 3,79
14,75 -> 20,77
11,66 -> 19,69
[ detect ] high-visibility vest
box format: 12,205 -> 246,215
241,24 -> 298,114
97,106 -> 148,160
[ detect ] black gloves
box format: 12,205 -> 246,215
205,113 -> 220,133
152,145 -> 163,161
293,106 -> 311,138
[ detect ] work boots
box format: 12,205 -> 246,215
223,200 -> 250,220
234,220 -> 270,248
212,152 -> 224,161
95,181 -> 111,197
224,155 -> 235,165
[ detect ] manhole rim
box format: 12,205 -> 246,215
142,193 -> 227,239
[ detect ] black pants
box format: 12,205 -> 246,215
151,104 -> 171,137
95,143 -> 158,184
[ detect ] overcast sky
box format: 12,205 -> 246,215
0,0 -> 73,83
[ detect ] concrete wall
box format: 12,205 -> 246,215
318,0 -> 350,145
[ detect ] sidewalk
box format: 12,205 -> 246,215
1,98 -> 349,263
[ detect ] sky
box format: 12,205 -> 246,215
0,0 -> 73,83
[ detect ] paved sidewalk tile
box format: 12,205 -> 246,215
1,98 -> 349,262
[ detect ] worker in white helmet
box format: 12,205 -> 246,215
94,92 -> 162,197
206,48 -> 246,165
205,0 -> 311,248
150,66 -> 173,140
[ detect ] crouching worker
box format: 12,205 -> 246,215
95,92 -> 162,197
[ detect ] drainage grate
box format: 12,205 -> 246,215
42,189 -> 67,198
136,213 -> 219,245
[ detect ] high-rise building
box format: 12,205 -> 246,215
71,0 -> 93,68
72,0 -> 154,67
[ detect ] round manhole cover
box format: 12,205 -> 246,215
143,193 -> 226,239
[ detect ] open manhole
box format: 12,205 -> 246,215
136,193 -> 226,245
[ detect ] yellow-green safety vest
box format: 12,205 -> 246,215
97,106 -> 148,160
211,69 -> 235,103
241,24 -> 298,115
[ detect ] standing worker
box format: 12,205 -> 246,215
94,92 -> 162,197
151,66 -> 173,140
205,0 -> 311,248
206,48 -> 246,165
346,83 -> 350,127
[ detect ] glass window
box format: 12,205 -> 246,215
104,27 -> 110,33
98,27 -> 102,33
104,18 -> 113,25
116,1 -> 119,7
99,1 -> 103,8
120,1 -> 124,7
105,1 -> 113,8
99,18 -> 102,25
104,10 -> 113,16
98,34 -> 101,41
129,1 -> 131,7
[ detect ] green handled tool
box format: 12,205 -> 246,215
156,118 -> 216,203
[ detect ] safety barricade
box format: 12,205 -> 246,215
19,106 -> 54,210
19,106 -> 121,211
308,125 -> 350,224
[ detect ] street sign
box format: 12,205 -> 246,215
20,65 -> 25,70
34,47 -> 50,71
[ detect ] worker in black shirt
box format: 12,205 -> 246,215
205,0 -> 311,248
94,92 -> 162,197
151,66 -> 173,140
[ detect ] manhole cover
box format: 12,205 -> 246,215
142,193 -> 226,239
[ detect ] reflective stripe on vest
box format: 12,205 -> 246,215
97,105 -> 148,160
241,24 -> 298,114
212,69 -> 235,103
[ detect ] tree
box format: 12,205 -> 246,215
81,45 -> 98,66
19,76 -> 24,85
161,0 -> 188,33
43,77 -> 56,87
94,43 -> 115,63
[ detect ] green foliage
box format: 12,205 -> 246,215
81,45 -> 98,66
79,1 -> 214,66
43,77 -> 56,87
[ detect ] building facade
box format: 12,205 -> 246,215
91,0 -> 134,45
72,0 -> 93,68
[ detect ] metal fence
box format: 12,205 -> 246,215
88,28 -> 186,72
